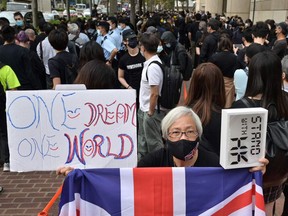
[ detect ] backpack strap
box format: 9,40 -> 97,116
145,60 -> 163,113
240,97 -> 250,108
145,61 -> 163,81
71,35 -> 79,42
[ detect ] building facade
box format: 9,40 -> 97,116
195,0 -> 288,23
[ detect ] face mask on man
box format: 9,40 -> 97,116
157,45 -> 163,53
16,20 -> 24,27
97,29 -> 101,36
165,43 -> 171,48
166,138 -> 199,161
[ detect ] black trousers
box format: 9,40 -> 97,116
0,107 -> 9,163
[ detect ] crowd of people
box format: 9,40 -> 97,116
0,9 -> 287,215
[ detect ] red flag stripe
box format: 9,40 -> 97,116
253,182 -> 265,211
255,190 -> 265,211
212,189 -> 253,216
133,168 -> 173,216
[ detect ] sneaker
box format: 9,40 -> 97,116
3,163 -> 10,172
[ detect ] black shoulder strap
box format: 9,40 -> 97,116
145,60 -> 163,113
40,41 -> 43,61
241,97 -> 250,108
145,60 -> 163,81
241,97 -> 258,107
71,35 -> 79,42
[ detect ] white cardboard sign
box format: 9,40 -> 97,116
220,108 -> 268,169
6,90 -> 137,171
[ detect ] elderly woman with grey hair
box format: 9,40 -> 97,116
57,106 -> 268,175
138,106 -> 268,169
282,55 -> 288,93
281,55 -> 288,216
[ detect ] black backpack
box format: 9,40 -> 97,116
70,35 -> 81,57
175,43 -> 193,81
54,54 -> 78,84
146,59 -> 183,110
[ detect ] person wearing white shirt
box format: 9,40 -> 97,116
138,32 -> 165,161
36,23 -> 55,89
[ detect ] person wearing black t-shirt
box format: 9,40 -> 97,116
118,29 -> 145,109
48,29 -> 78,89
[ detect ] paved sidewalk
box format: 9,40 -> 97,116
0,169 -> 65,216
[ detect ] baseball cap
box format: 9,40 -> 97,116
122,29 -> 136,40
146,26 -> 158,34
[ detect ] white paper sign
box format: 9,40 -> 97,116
6,90 -> 137,171
220,108 -> 268,169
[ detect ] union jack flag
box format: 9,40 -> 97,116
59,167 -> 265,216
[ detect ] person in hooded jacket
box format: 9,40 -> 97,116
160,31 -> 189,80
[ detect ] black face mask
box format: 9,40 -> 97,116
163,44 -> 172,53
167,138 -> 199,161
128,38 -> 138,48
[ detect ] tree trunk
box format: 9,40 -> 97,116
130,0 -> 136,28
66,0 -> 70,21
110,0 -> 117,15
32,0 -> 38,28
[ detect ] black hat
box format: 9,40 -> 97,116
122,29 -> 136,40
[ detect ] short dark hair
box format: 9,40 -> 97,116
252,21 -> 269,38
43,22 -> 54,35
48,29 -> 68,51
0,17 -> 10,25
276,22 -> 288,35
38,20 -> 47,32
139,32 -> 160,53
97,21 -> 109,33
13,11 -> 23,19
108,16 -> 118,26
57,22 -> 68,32
208,19 -> 220,31
119,17 -> 129,25
1,25 -> 15,43
242,28 -> 253,43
